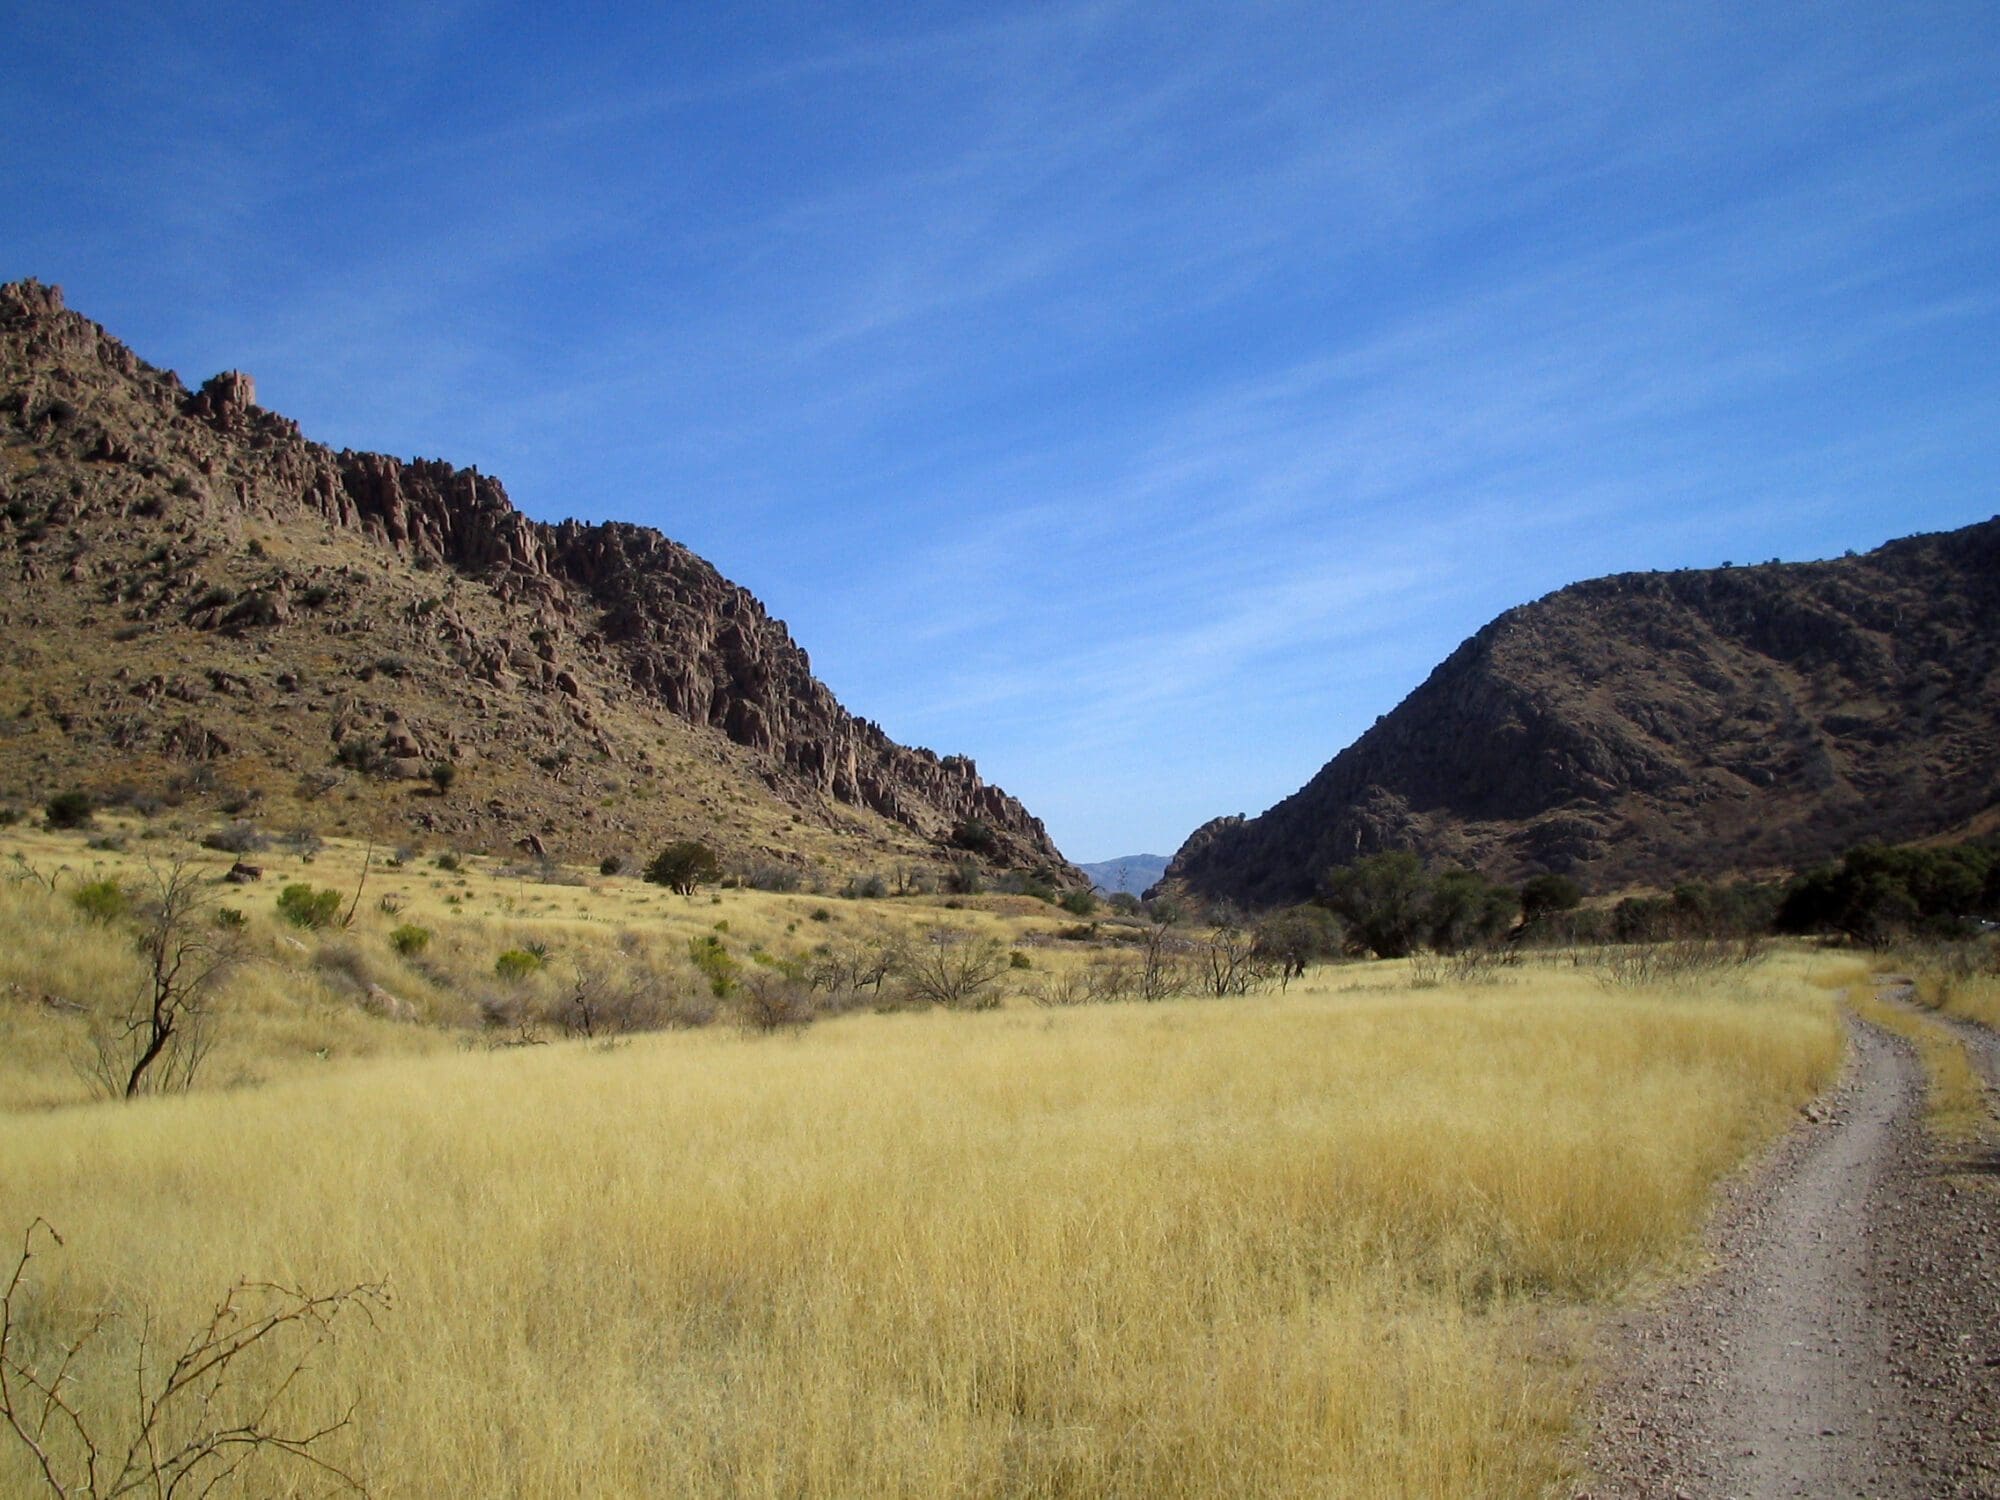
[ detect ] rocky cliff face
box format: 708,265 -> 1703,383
1163,520 -> 2000,906
0,278 -> 1071,875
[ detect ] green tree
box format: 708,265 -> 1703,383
644,841 -> 723,896
1426,870 -> 1518,953
1322,852 -> 1431,959
1519,873 -> 1582,924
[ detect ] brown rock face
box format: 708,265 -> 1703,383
0,278 -> 1072,876
1163,521 -> 2000,906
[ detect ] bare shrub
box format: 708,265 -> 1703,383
736,971 -> 817,1032
804,938 -> 895,1010
1136,921 -> 1195,1002
199,821 -> 267,855
1590,935 -> 1764,989
1195,920 -> 1268,998
0,1219 -> 387,1499
894,928 -> 1010,1009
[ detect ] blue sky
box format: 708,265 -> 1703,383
6,2 -> 1998,863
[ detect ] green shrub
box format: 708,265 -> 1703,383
434,852 -> 461,872
1060,889 -> 1098,917
688,933 -> 738,998
1009,951 -> 1032,970
495,949 -> 542,981
599,855 -> 623,877
70,878 -> 127,924
276,883 -> 343,930
390,924 -> 432,956
44,789 -> 94,830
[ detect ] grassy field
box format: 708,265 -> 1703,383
0,826 -> 1846,1497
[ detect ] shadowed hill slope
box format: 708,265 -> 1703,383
0,278 -> 1073,880
1164,519 -> 2000,907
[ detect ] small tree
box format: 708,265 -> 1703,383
87,860 -> 242,1100
644,841 -> 722,897
429,762 -> 457,795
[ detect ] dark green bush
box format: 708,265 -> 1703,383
390,924 -> 432,956
44,789 -> 94,830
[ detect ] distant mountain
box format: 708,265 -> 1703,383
1161,520 -> 2000,907
0,278 -> 1077,880
1076,855 -> 1171,895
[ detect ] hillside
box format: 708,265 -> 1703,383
1163,520 -> 2000,907
0,279 -> 1072,881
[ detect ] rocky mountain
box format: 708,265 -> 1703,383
0,278 -> 1074,879
1163,520 -> 2000,907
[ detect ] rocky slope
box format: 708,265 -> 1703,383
0,278 -> 1072,878
1164,518 -> 2000,906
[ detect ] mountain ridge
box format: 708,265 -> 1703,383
1161,520 -> 2000,907
0,278 -> 1074,879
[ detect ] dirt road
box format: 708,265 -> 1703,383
1584,989 -> 2000,1498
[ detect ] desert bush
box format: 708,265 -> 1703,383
433,852 -> 461,872
804,938 -> 894,1008
736,971 -> 817,1032
741,863 -> 802,893
894,929 -> 1009,1009
687,934 -> 738,998
843,872 -> 888,900
42,791 -> 93,831
1195,918 -> 1268,998
276,883 -> 342,930
1027,960 -> 1140,1007
599,855 -> 624,877
1590,936 -> 1763,988
948,819 -> 999,857
200,820 -> 267,854
68,879 -> 126,925
1059,888 -> 1098,917
390,924 -> 432,957
1253,905 -> 1344,987
494,949 -> 543,983
278,827 -> 324,858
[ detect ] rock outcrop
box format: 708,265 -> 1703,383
1162,520 -> 2000,905
0,278 -> 1072,876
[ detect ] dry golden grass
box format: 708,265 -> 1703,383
0,886 -> 1843,1498
1849,967 -> 1994,1144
